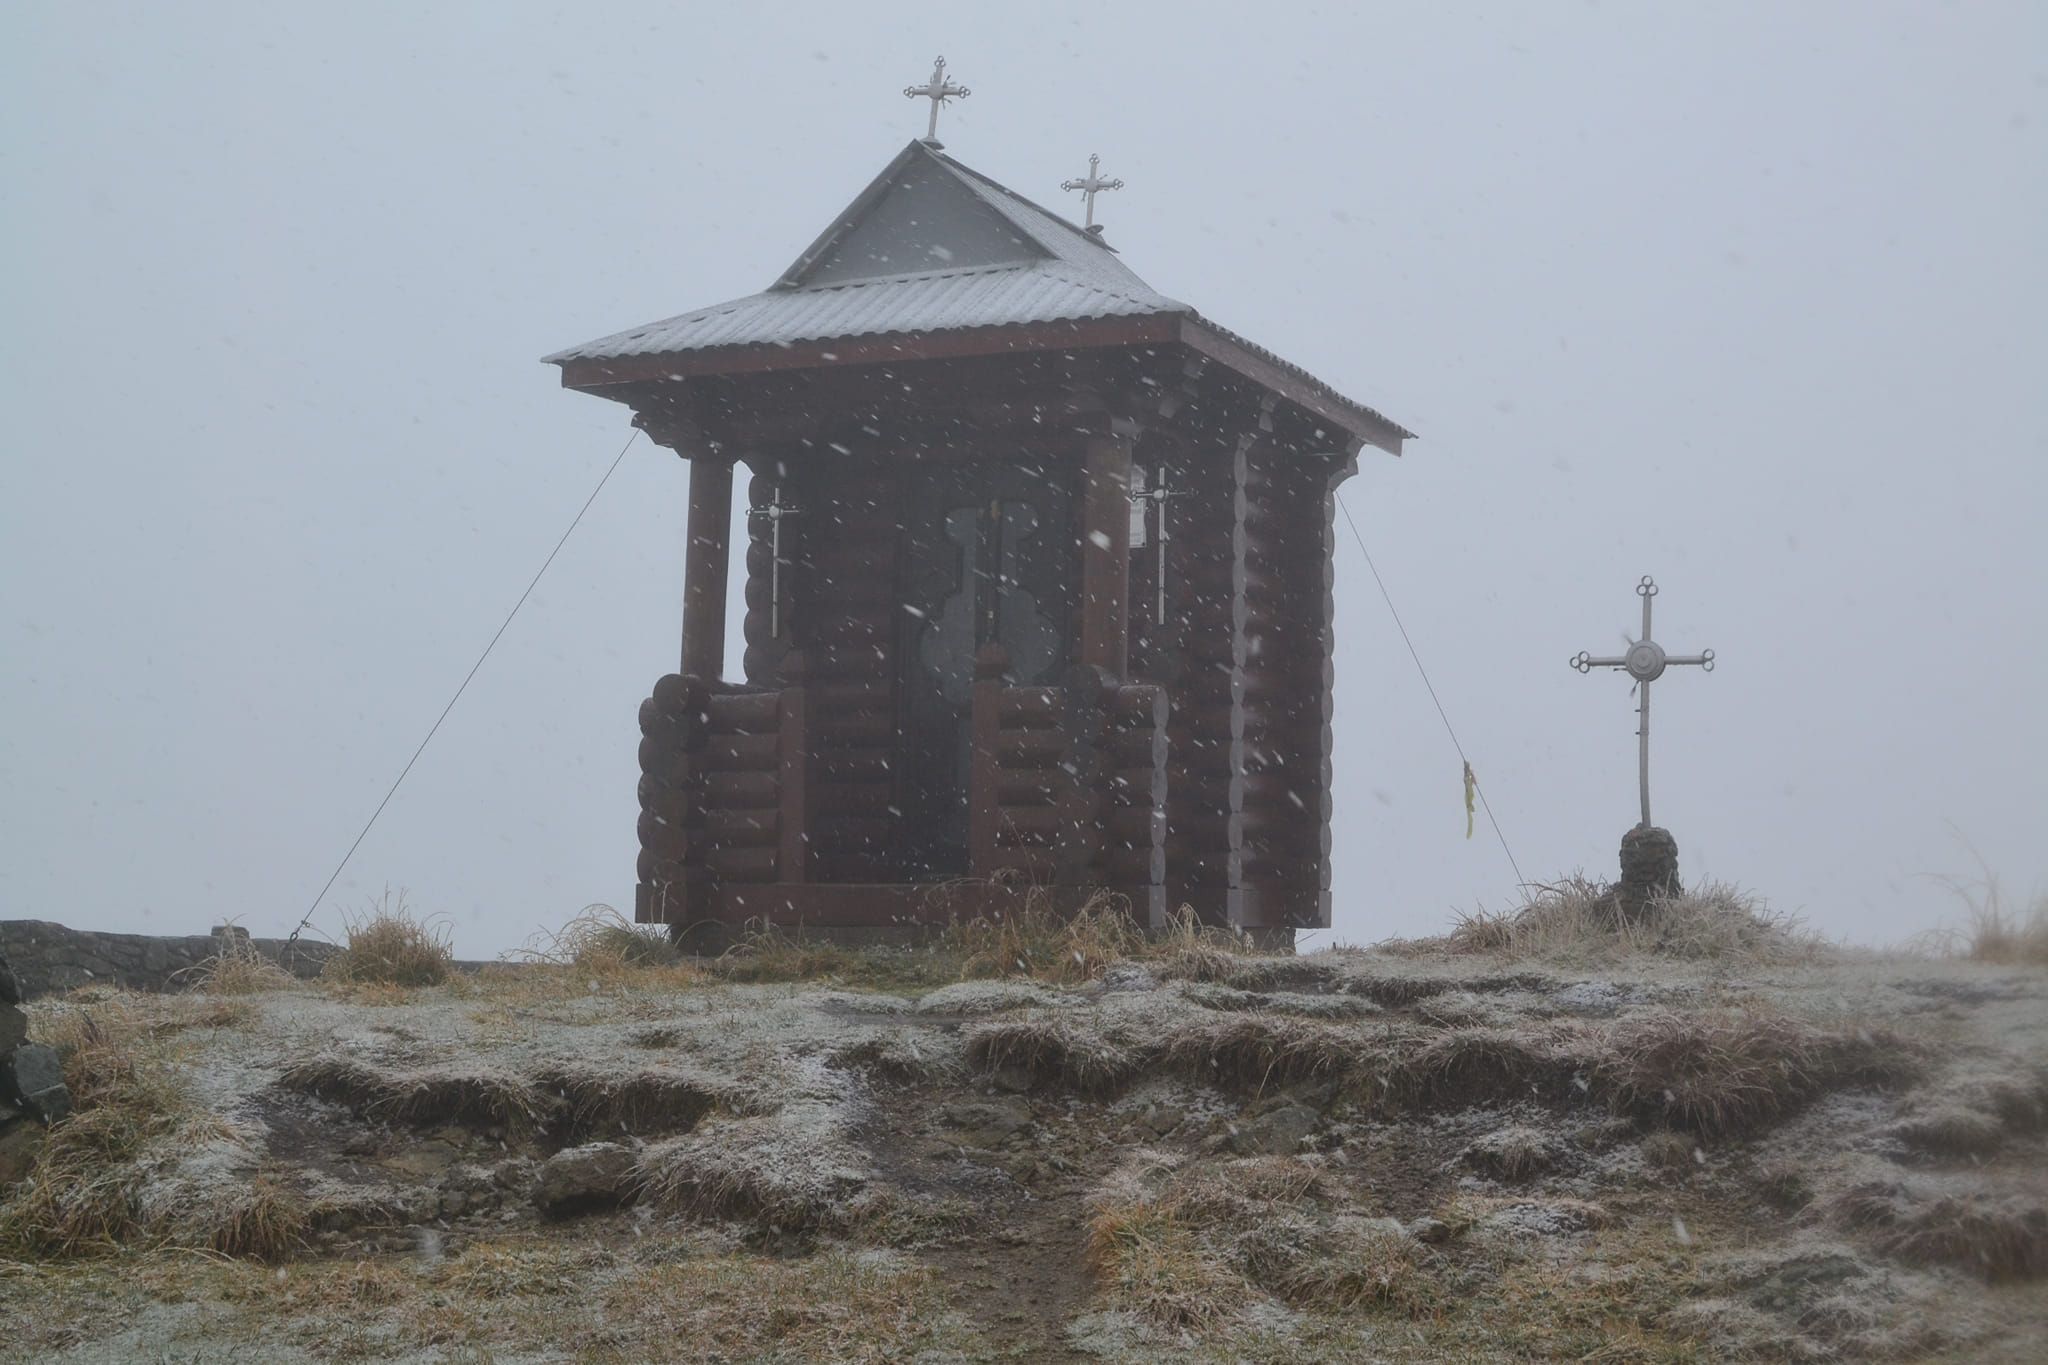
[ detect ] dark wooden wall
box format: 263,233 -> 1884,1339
628,345 -> 1364,935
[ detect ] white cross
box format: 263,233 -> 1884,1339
1571,576 -> 1716,828
1129,472 -> 1177,625
1061,153 -> 1124,231
903,57 -> 970,145
748,485 -> 801,638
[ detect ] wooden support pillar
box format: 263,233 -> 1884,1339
680,457 -> 734,678
1079,421 -> 1135,677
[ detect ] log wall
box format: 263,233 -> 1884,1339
968,654 -> 1168,920
794,461 -> 901,883
634,675 -> 787,925
1236,442 -> 1341,926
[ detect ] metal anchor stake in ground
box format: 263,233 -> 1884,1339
748,485 -> 801,637
1571,576 -> 1715,828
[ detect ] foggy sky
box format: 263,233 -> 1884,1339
4,2 -> 2043,957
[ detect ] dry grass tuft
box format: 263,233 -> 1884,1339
706,921 -> 866,984
533,1065 -> 741,1137
1144,907 -> 1273,984
963,1012 -> 1135,1094
0,1000 -> 264,1257
1921,871 -> 2048,966
1594,1009 -> 1920,1139
178,928 -> 297,995
1084,1202 -> 1239,1329
1253,1217 -> 1434,1315
1086,1155 -> 1434,1328
203,1177 -> 311,1260
1396,1024 -> 1578,1109
279,1055 -> 549,1132
321,891 -> 455,988
513,904 -> 700,986
1446,878 -> 1822,964
1159,1012 -> 1363,1094
1963,897 -> 2048,965
1889,1105 -> 2007,1157
942,890 -> 1146,984
1836,1181 -> 2048,1282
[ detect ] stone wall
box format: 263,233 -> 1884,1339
0,920 -> 341,999
3,944 -> 73,1154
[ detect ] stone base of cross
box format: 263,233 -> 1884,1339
1572,576 -> 1716,924
1611,824 -> 1681,924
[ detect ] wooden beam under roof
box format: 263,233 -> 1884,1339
559,313 -> 1409,456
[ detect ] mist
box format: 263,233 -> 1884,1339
3,2 -> 2042,956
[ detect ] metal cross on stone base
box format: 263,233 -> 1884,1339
1572,577 -> 1717,921
1571,576 -> 1715,829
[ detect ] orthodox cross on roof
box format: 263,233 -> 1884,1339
1061,153 -> 1123,231
1571,576 -> 1716,828
903,56 -> 970,145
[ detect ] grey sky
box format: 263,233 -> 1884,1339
4,2 -> 2042,957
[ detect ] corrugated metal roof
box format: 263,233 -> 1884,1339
546,141 -> 1186,365
548,260 -> 1181,362
546,141 -> 1409,444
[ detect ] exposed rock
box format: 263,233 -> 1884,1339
1137,1102 -> 1184,1136
1,1002 -> 26,1054
1,1041 -> 71,1123
1407,1215 -> 1454,1245
0,948 -> 20,1003
436,1164 -> 503,1218
0,919 -> 340,997
942,1095 -> 1035,1147
1614,825 -> 1682,923
987,1065 -> 1035,1095
531,1141 -> 639,1216
1229,1102 -> 1319,1155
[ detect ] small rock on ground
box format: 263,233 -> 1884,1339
531,1142 -> 639,1216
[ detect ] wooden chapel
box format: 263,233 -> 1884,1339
546,134 -> 1411,944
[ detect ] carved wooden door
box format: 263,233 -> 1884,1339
897,459 -> 1070,878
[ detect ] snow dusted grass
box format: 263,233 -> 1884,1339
1439,878 -> 1827,964
320,892 -> 455,988
2,880 -> 2043,1362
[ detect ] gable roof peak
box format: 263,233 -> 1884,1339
773,140 -> 1135,295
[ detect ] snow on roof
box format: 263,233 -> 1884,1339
544,141 -> 1410,447
545,141 -> 1186,365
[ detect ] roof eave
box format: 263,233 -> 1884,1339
552,312 -> 1190,391
552,313 -> 1412,457
1177,317 -> 1412,456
